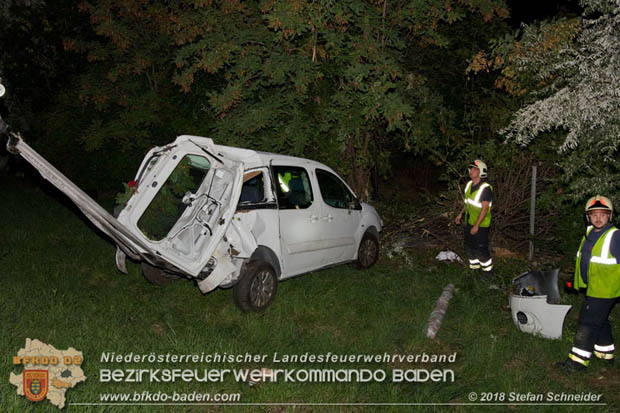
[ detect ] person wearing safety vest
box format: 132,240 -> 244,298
455,160 -> 493,272
558,195 -> 620,372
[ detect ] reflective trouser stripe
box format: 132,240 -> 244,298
594,343 -> 614,360
594,351 -> 614,360
480,258 -> 493,271
571,347 -> 592,358
569,354 -> 590,366
469,259 -> 480,269
570,346 -> 592,366
594,344 -> 615,352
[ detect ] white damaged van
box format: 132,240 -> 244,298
7,134 -> 382,311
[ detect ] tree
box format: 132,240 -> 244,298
171,0 -> 508,198
0,0 -> 80,133
8,0 -> 507,195
478,0 -> 620,199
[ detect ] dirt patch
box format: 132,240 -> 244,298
87,271 -> 117,287
151,322 -> 165,336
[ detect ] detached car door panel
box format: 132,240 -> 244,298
117,140 -> 244,276
10,136 -> 243,278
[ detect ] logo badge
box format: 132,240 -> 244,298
24,370 -> 49,402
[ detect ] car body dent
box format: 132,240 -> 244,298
115,135 -> 244,277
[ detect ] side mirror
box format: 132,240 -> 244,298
349,199 -> 362,211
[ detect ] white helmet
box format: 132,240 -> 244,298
585,195 -> 613,217
469,160 -> 487,178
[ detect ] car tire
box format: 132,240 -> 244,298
233,261 -> 278,312
356,232 -> 379,269
141,262 -> 181,286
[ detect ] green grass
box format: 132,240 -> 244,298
1,175 -> 618,412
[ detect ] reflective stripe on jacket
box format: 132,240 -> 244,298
574,225 -> 620,298
464,181 -> 492,227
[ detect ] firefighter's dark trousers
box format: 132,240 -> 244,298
569,296 -> 618,366
464,224 -> 492,271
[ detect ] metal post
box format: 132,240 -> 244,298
528,165 -> 537,261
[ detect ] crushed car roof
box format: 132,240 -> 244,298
179,135 -> 329,170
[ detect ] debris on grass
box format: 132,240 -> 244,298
435,251 -> 463,263
426,283 -> 455,339
386,241 -> 413,266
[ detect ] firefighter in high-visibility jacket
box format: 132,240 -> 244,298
559,195 -> 620,372
455,160 -> 493,272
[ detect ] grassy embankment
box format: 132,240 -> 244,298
1,175 -> 618,412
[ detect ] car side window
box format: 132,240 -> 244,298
239,171 -> 265,204
273,166 -> 313,209
316,169 -> 354,209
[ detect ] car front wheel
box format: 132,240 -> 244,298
356,232 -> 379,269
233,261 -> 278,312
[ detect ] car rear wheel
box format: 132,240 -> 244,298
233,261 -> 278,312
356,232 -> 379,269
141,263 -> 181,286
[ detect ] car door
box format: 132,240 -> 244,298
272,164 -> 325,277
314,168 -> 362,265
10,135 -> 244,278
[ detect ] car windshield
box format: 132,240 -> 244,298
138,154 -> 210,240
